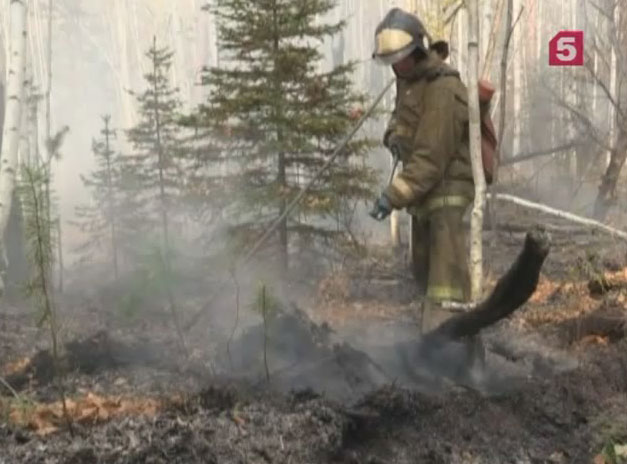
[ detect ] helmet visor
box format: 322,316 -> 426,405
372,27 -> 423,65
373,44 -> 415,66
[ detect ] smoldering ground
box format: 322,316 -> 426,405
5,220 -> 627,463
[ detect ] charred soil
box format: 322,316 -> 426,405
2,214 -> 627,463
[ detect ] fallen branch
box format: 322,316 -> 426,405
425,227 -> 550,341
559,310 -> 626,344
490,193 -> 627,241
0,375 -> 20,399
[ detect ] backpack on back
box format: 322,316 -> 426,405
478,79 -> 498,185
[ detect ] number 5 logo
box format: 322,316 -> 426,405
549,31 -> 584,66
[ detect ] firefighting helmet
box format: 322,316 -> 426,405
373,8 -> 429,65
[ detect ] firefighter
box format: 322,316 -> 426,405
369,8 -> 480,355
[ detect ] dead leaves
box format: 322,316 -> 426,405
1,357 -> 31,376
522,267 -> 627,328
8,393 -> 162,436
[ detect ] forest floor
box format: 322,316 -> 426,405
2,204 -> 627,463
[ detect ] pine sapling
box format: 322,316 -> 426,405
19,165 -> 73,435
74,115 -> 123,280
250,282 -> 281,382
226,268 -> 241,370
125,39 -> 189,355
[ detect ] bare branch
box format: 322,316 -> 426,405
500,141 -> 584,166
0,375 -> 20,399
443,0 -> 464,26
588,0 -> 613,21
548,86 -> 612,151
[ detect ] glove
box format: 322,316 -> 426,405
383,131 -> 402,160
369,193 -> 393,221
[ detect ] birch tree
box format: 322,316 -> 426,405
0,0 -> 28,294
466,0 -> 486,301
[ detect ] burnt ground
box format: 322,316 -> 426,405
2,203 -> 627,463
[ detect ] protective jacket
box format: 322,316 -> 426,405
384,50 -> 475,217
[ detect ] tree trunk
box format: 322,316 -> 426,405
56,218 -> 63,293
595,131 -> 627,219
511,0 -> 522,160
103,115 -> 119,280
481,0 -> 504,80
495,0 -> 513,181
151,37 -> 186,355
46,0 -> 52,152
151,38 -> 171,257
0,0 -> 28,294
487,0 -> 514,246
466,0 -> 486,302
271,2 -> 288,276
594,2 -> 625,219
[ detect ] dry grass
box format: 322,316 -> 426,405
5,392 -> 165,436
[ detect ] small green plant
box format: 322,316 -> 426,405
592,400 -> 627,464
18,164 -> 73,435
0,392 -> 36,425
599,439 -> 627,464
119,242 -> 187,354
250,282 -> 282,382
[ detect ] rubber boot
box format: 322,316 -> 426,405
465,334 -> 486,370
419,299 -> 454,334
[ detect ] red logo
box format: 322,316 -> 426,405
549,31 -> 584,66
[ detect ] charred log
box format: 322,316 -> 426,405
424,227 -> 551,342
559,308 -> 626,345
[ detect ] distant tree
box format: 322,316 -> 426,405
74,115 -> 121,279
123,38 -> 188,352
125,38 -> 187,253
187,0 -> 377,276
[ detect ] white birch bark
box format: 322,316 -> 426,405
608,9 -> 618,167
110,0 -> 135,129
511,0 -> 522,158
46,0 -> 52,157
0,0 -> 28,292
466,0 -> 486,302
457,7 -> 466,79
591,9 -> 599,116
18,56 -> 30,168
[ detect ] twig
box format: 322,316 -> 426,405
0,375 -> 20,400
25,168 -> 74,436
490,193 -> 627,241
261,285 -> 270,382
226,269 -> 241,370
500,140 -> 584,166
443,0 -> 464,25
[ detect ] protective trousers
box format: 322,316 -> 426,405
409,202 -> 471,311
410,203 -> 486,368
